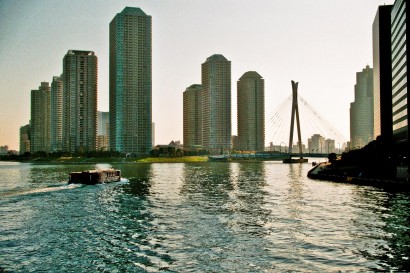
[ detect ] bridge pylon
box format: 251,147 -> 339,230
283,80 -> 308,163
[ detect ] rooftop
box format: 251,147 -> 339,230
186,84 -> 203,91
120,7 -> 147,16
205,54 -> 228,62
239,71 -> 263,80
66,50 -> 95,56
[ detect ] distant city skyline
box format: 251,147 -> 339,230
0,0 -> 394,150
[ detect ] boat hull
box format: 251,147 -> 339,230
69,169 -> 121,185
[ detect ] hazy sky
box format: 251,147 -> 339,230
0,0 -> 393,150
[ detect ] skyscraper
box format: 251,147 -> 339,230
350,65 -> 374,149
97,111 -> 109,151
110,7 -> 152,155
30,82 -> 50,153
237,71 -> 265,152
391,0 -> 408,143
183,84 -> 203,149
308,134 -> 325,154
19,124 -> 30,155
373,5 -> 392,141
51,75 -> 63,152
201,54 -> 231,154
62,50 -> 97,153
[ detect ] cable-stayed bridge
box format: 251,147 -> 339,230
211,81 -> 348,161
266,92 -> 348,155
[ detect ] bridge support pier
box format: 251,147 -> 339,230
283,80 -> 308,164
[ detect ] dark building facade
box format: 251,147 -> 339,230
373,5 -> 393,141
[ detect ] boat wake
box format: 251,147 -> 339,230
1,177 -> 129,199
0,183 -> 83,198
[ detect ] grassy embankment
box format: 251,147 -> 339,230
136,156 -> 208,163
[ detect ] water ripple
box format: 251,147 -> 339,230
1,162 -> 410,271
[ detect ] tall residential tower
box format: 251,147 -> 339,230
109,7 -> 152,155
237,71 -> 265,152
97,111 -> 109,151
51,75 -> 63,152
30,82 -> 50,153
183,84 -> 203,149
201,54 -> 231,154
62,50 -> 98,153
19,124 -> 30,155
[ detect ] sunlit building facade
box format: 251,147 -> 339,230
237,71 -> 265,152
183,84 -> 203,149
63,50 -> 98,153
109,7 -> 152,155
391,0 -> 408,143
30,82 -> 51,153
201,54 -> 231,154
51,75 -> 63,152
350,66 -> 374,149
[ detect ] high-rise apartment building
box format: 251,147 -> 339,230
183,84 -> 203,149
373,5 -> 393,141
30,82 -> 50,153
19,124 -> 30,155
97,111 -> 109,136
110,7 -> 152,155
391,0 -> 408,143
350,65 -> 374,149
308,134 -> 325,154
97,111 -> 109,151
51,75 -> 63,152
152,122 -> 155,147
201,54 -> 231,154
237,71 -> 265,152
324,138 -> 336,154
62,50 -> 97,153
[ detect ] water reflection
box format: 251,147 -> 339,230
351,188 -> 410,270
118,163 -> 153,196
178,162 -> 278,271
226,163 -> 269,235
1,161 -> 410,271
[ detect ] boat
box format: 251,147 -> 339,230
283,158 -> 308,163
69,169 -> 121,185
208,155 -> 230,162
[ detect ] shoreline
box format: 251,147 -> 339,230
0,156 -> 210,164
307,162 -> 409,188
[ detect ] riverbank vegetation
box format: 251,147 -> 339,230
0,151 -> 209,164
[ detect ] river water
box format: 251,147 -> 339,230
0,160 -> 409,272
